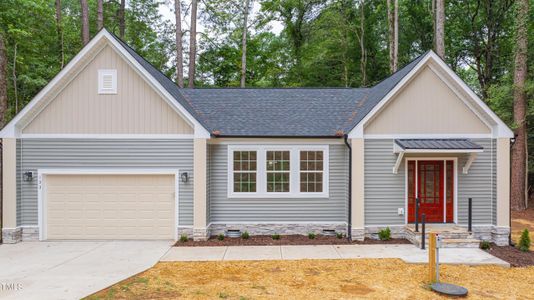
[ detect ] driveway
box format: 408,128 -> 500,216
0,241 -> 172,300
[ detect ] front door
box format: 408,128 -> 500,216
408,160 -> 454,223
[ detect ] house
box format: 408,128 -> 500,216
0,29 -> 513,246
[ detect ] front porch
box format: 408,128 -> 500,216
404,224 -> 480,248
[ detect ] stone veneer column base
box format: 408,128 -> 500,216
177,227 -> 194,238
350,228 -> 365,241
193,228 -> 209,241
491,226 -> 510,246
2,228 -> 22,244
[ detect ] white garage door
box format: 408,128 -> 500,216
45,174 -> 176,240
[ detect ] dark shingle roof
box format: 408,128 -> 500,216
110,32 -> 427,137
395,139 -> 483,150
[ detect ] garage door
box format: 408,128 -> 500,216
45,174 -> 175,240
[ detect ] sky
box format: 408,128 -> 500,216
158,1 -> 284,35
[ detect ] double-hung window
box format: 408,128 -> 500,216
228,145 -> 328,198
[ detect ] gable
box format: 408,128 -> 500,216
364,66 -> 491,135
22,45 -> 193,135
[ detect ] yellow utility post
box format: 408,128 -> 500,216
428,233 -> 437,283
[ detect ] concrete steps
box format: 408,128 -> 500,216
405,225 -> 481,248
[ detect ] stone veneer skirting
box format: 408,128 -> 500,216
208,223 -> 348,237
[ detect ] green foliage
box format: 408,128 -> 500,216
518,229 -> 531,252
308,233 -> 316,239
218,234 -> 225,241
479,240 -> 491,250
241,231 -> 250,239
378,227 -> 391,241
179,234 -> 189,243
336,232 -> 344,239
271,234 -> 281,240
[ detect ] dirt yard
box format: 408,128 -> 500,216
85,259 -> 534,300
512,206 -> 534,249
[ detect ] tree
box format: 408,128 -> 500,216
119,0 -> 126,38
189,0 -> 198,88
357,0 -> 366,86
97,0 -> 104,30
175,0 -> 184,87
80,0 -> 89,45
0,32 -> 7,128
240,0 -> 251,87
434,0 -> 444,59
387,0 -> 398,73
511,0 -> 528,211
55,0 -> 64,68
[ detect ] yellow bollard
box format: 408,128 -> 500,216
428,233 -> 437,283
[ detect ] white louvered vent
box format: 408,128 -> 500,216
98,69 -> 117,94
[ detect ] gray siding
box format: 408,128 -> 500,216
208,144 -> 348,223
16,139 -> 194,226
364,139 -> 497,226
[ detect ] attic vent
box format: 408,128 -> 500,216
98,69 -> 117,94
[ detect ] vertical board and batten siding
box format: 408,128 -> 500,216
16,139 -> 194,226
364,139 -> 496,226
208,144 -> 348,223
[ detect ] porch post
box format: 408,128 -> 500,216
351,138 -> 365,241
193,138 -> 208,241
2,138 -> 20,243
494,138 -> 510,246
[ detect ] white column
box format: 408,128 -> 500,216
193,138 -> 208,241
351,138 -> 365,240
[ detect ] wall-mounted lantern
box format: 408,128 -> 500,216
23,171 -> 34,182
180,172 -> 189,183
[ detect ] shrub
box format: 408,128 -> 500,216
241,231 -> 250,240
336,232 -> 344,239
378,227 -> 391,241
479,240 -> 491,250
518,229 -> 531,252
308,233 -> 316,239
179,234 -> 188,243
217,234 -> 225,241
271,234 -> 281,240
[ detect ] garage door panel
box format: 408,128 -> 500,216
46,174 -> 175,240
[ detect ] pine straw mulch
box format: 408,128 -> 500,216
174,235 -> 410,247
85,259 -> 534,300
511,206 -> 534,248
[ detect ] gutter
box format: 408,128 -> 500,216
343,134 -> 352,240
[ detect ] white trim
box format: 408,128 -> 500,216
21,134 -> 195,139
404,157 -> 458,224
348,51 -> 514,139
0,29 -> 210,139
462,153 -> 478,174
97,69 -> 117,94
37,168 -> 180,241
365,134 -> 493,139
393,152 -> 404,174
227,145 -> 330,198
398,149 -> 483,154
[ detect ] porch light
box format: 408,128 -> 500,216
23,171 -> 34,182
180,172 -> 189,183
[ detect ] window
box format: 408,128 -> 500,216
232,151 -> 257,192
266,151 -> 290,192
228,146 -> 329,198
299,151 -> 324,192
98,69 -> 117,94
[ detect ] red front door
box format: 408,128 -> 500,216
408,160 -> 454,223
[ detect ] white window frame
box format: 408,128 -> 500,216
98,69 -> 117,94
227,145 -> 329,198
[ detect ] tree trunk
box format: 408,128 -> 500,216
80,0 -> 90,45
387,0 -> 398,73
188,0 -> 198,88
359,0 -> 366,86
434,0 -> 445,59
240,0 -> 250,88
0,33 -> 8,128
12,43 -> 18,113
175,0 -> 184,87
511,0 -> 529,211
119,0 -> 126,39
97,0 -> 104,30
55,0 -> 65,68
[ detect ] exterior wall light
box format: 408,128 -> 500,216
180,172 -> 189,183
23,171 -> 34,182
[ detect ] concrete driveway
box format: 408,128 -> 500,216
0,241 -> 172,300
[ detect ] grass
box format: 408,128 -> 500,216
85,259 -> 534,299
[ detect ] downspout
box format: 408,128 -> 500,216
344,134 -> 352,241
